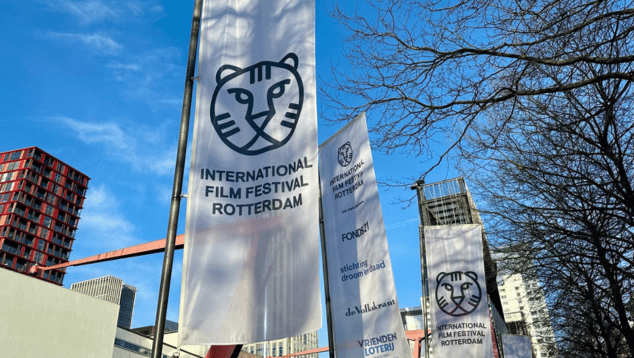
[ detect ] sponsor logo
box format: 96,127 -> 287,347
357,333 -> 398,357
345,298 -> 396,316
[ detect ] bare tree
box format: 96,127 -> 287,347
462,70 -> 634,357
324,0 -> 634,173
325,0 -> 634,357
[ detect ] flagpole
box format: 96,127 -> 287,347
411,179 -> 430,358
318,173 -> 336,358
151,0 -> 203,356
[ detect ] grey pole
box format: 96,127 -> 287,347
411,179 -> 430,358
319,173 -> 336,358
151,0 -> 203,357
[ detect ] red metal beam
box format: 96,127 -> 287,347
37,216 -> 279,272
39,234 -> 185,271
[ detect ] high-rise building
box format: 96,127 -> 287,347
71,275 -> 137,329
497,267 -> 558,358
0,147 -> 89,285
242,331 -> 318,358
411,177 -> 506,357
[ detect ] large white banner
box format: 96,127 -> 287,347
319,114 -> 410,358
425,224 -> 494,357
180,0 -> 320,344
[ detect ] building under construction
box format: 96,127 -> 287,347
411,177 -> 507,357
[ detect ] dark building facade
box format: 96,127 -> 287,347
70,275 -> 137,329
0,147 -> 89,285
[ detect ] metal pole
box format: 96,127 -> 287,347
151,0 -> 203,356
318,173 -> 336,358
411,180 -> 430,358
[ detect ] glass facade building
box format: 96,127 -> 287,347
242,331 -> 318,358
0,147 -> 89,285
71,275 -> 137,329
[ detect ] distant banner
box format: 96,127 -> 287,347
319,113 -> 410,358
502,334 -> 532,358
180,0 -> 320,344
425,224 -> 494,357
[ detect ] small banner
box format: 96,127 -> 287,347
502,334 -> 532,358
180,0 -> 320,344
319,113 -> 410,358
425,224 -> 494,357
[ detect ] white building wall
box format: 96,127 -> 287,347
113,328 -> 208,358
498,273 -> 558,358
0,268 -> 119,358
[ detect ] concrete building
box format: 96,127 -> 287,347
0,268 -> 210,358
0,146 -> 89,285
124,322 -> 264,358
113,327 -> 208,358
71,275 -> 137,329
242,331 -> 318,358
0,267 -> 119,357
497,270 -> 558,358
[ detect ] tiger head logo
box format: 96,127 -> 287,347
435,271 -> 482,317
210,53 -> 304,156
337,141 -> 353,167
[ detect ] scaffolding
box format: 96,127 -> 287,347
411,177 -> 504,358
416,177 -> 482,227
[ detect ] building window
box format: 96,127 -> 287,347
114,338 -> 151,356
9,151 -> 21,160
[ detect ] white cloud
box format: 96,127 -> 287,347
52,116 -> 176,176
43,31 -> 123,55
43,0 -> 119,24
385,217 -> 419,230
124,0 -> 164,17
106,47 -> 182,104
78,184 -> 139,251
42,0 -> 163,24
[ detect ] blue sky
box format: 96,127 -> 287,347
1,0 -> 458,349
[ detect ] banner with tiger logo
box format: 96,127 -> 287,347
180,0 -> 320,344
319,113 -> 411,358
425,224 -> 494,357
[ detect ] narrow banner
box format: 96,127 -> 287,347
319,113 -> 410,358
180,0 -> 320,344
425,224 -> 494,357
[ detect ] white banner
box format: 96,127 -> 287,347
180,0 -> 320,344
502,334 -> 532,358
425,224 -> 494,357
319,113 -> 410,358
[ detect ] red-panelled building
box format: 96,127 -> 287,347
0,147 -> 89,285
